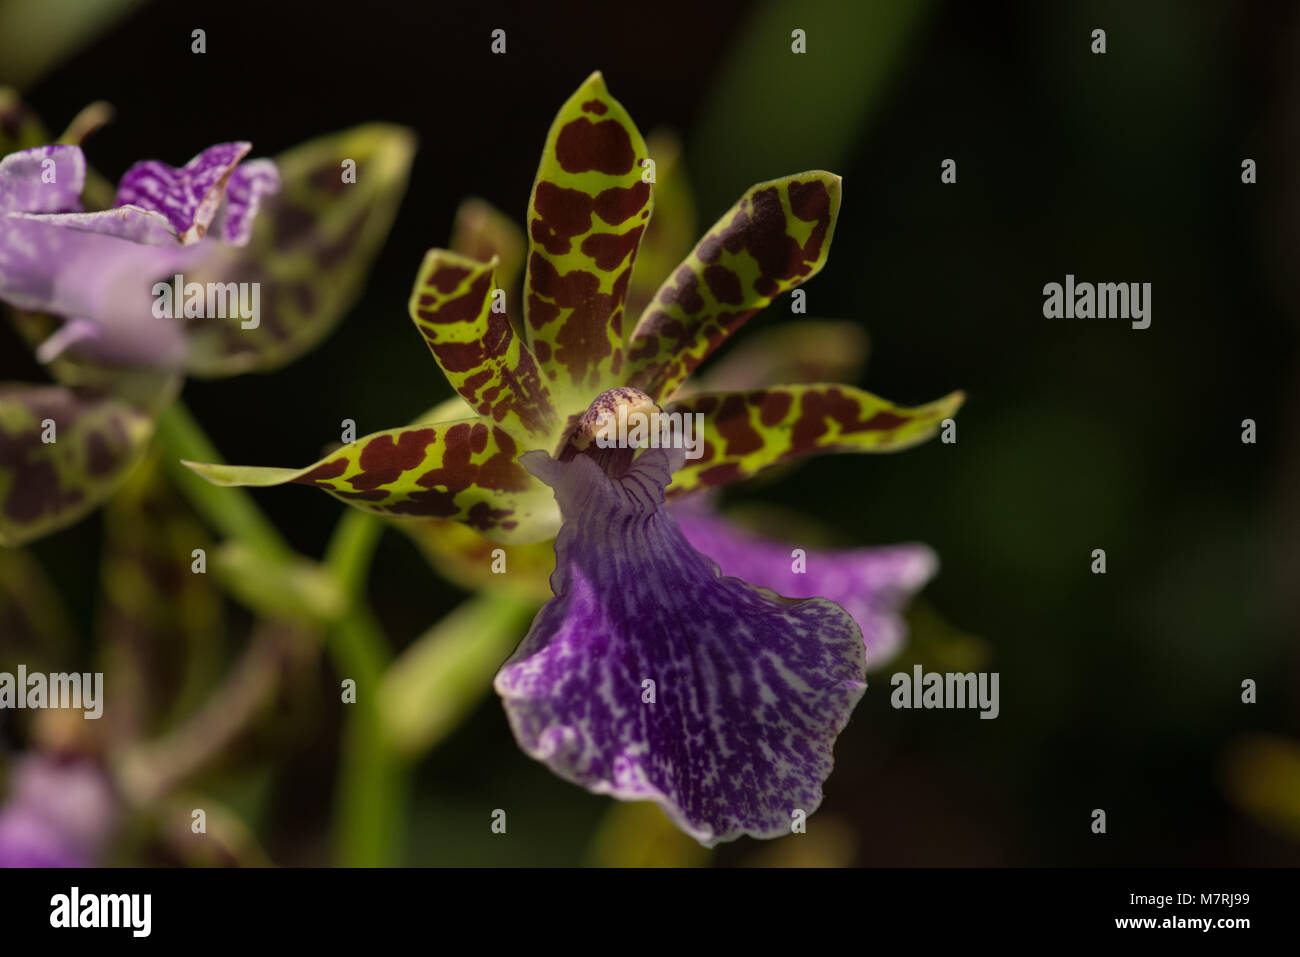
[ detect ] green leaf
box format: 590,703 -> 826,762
0,384 -> 154,545
408,249 -> 558,443
689,0 -> 932,206
625,171 -> 842,401
379,592 -> 537,757
182,417 -> 561,544
184,123 -> 417,377
523,71 -> 653,403
212,540 -> 346,623
665,383 -> 963,495
0,0 -> 145,90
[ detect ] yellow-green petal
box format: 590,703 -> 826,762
625,129 -> 695,322
408,249 -> 557,443
0,384 -> 154,546
524,71 -> 653,404
665,384 -> 963,495
182,417 -> 560,544
184,123 -> 417,377
626,171 -> 841,402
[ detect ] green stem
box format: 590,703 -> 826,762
154,403 -> 292,561
155,400 -> 406,867
323,510 -> 407,867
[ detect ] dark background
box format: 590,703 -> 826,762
3,0 -> 1298,865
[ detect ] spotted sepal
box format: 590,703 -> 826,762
409,249 -> 557,443
626,171 -> 841,401
0,384 -> 154,546
182,417 -> 561,544
665,384 -> 964,495
183,123 -> 416,377
523,72 -> 653,403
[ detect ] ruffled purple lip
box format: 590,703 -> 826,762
496,447 -> 867,845
672,502 -> 936,669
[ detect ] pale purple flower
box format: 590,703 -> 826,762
0,141 -> 278,367
0,754 -> 116,868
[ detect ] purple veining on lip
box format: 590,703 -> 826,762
673,503 -> 936,669
114,141 -> 251,243
496,447 -> 867,846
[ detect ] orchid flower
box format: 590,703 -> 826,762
1,140 -> 277,368
0,754 -> 116,868
0,92 -> 415,546
187,72 -> 963,843
0,455 -> 286,868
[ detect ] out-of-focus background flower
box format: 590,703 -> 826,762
1,0 -> 1297,865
